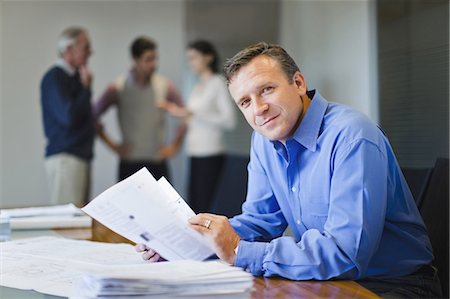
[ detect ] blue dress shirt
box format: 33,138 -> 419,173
230,90 -> 433,280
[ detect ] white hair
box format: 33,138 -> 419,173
57,26 -> 86,56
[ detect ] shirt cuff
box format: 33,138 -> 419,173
234,240 -> 267,276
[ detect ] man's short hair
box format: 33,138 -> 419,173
223,42 -> 300,85
58,26 -> 86,56
130,36 -> 157,59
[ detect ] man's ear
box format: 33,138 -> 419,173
292,72 -> 307,96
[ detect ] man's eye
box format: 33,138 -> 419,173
240,99 -> 250,108
262,86 -> 274,94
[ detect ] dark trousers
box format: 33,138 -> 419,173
118,160 -> 170,182
188,155 -> 225,213
358,265 -> 443,298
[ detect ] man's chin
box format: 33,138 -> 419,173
256,129 -> 286,142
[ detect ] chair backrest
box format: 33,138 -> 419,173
419,158 -> 449,298
210,155 -> 249,218
401,167 -> 434,208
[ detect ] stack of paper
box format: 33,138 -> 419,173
0,236 -> 147,297
82,168 -> 215,261
77,260 -> 253,298
0,236 -> 253,298
2,203 -> 91,229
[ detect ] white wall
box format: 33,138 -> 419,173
0,2 -> 3,201
280,0 -> 379,121
0,1 -> 186,208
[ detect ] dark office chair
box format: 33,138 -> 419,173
401,167 -> 434,208
210,155 -> 249,218
418,158 -> 449,298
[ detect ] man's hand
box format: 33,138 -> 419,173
79,65 -> 92,88
135,244 -> 166,262
111,142 -> 130,159
158,143 -> 179,160
189,213 -> 240,265
96,122 -> 129,158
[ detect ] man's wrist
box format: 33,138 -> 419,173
234,240 -> 267,276
232,243 -> 239,265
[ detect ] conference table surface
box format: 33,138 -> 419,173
1,221 -> 380,299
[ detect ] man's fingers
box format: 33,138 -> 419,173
142,249 -> 157,261
190,223 -> 211,235
189,213 -> 215,225
148,253 -> 161,263
135,243 -> 149,252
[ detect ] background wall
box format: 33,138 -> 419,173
280,0 -> 379,121
0,2 -> 3,201
0,1 -> 185,208
185,0 -> 280,156
377,0 -> 449,168
0,0 -> 380,209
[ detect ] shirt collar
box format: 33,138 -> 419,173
129,68 -> 153,88
287,90 -> 328,152
55,58 -> 76,76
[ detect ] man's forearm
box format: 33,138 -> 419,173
172,123 -> 187,148
96,124 -> 118,152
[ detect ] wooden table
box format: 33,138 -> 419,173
53,221 -> 380,299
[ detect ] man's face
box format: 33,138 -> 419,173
228,55 -> 307,142
134,49 -> 158,77
70,32 -> 92,68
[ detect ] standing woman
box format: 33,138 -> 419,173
160,40 -> 236,213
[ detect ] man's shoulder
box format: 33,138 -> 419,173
111,75 -> 127,92
42,65 -> 64,79
152,73 -> 170,85
323,102 -> 384,147
41,65 -> 67,87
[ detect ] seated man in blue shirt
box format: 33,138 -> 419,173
136,42 -> 441,298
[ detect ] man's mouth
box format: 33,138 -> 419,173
257,114 -> 279,127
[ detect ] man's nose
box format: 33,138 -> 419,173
253,98 -> 269,116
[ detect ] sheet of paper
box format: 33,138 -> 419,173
1,203 -> 83,218
10,215 -> 92,230
82,168 -> 214,261
157,176 -> 196,221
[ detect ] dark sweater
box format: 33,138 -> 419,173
40,66 -> 94,160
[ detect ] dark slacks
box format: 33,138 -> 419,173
188,155 -> 225,213
358,265 -> 443,298
118,160 -> 170,182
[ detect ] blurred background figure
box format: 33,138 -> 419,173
94,36 -> 185,182
40,26 -> 94,207
160,40 -> 236,213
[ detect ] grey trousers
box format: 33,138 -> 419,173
45,153 -> 90,207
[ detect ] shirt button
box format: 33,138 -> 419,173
296,219 -> 301,225
291,186 -> 297,192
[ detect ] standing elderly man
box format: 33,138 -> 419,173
136,43 -> 441,298
40,27 -> 94,206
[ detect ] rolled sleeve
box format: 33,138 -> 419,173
235,240 -> 268,276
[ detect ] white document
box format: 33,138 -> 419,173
1,203 -> 91,230
82,168 -> 214,261
2,203 -> 83,218
0,237 -> 252,298
0,236 -> 146,297
10,215 -> 92,230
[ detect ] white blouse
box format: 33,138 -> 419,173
186,74 -> 236,157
